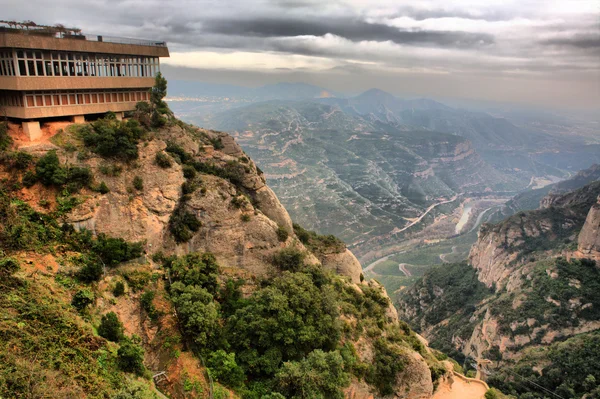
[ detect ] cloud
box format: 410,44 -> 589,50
200,17 -> 495,48
1,0 -> 598,108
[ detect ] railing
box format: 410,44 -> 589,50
0,25 -> 166,48
84,35 -> 167,47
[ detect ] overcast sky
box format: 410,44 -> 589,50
4,0 -> 600,108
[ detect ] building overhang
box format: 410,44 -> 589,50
2,102 -> 139,119
0,76 -> 155,91
0,32 -> 170,57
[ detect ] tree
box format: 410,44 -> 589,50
170,282 -> 221,349
36,150 -> 67,186
207,350 -> 246,388
98,312 -> 124,342
71,288 -> 94,311
275,350 -> 350,399
150,72 -> 169,127
117,342 -> 145,375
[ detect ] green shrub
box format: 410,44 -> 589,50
165,252 -> 220,294
122,270 -> 151,292
0,121 -> 12,151
99,163 -> 123,177
11,151 -> 34,170
276,226 -> 289,242
113,281 -> 125,297
182,165 -> 196,179
133,176 -> 143,191
169,205 -> 201,243
96,181 -> 110,194
154,152 -> 172,168
275,350 -> 350,399
91,233 -> 144,266
209,137 -> 224,150
292,223 -> 345,255
166,142 -> 192,164
77,256 -> 104,283
0,257 -> 19,275
140,290 -> 159,321
72,288 -> 94,311
22,170 -> 37,187
36,150 -> 67,186
367,339 -> 406,396
207,350 -> 245,388
170,282 -> 221,349
182,181 -> 198,195
241,214 -> 251,222
117,342 -> 145,375
272,248 -> 306,272
98,312 -> 124,342
78,118 -> 144,160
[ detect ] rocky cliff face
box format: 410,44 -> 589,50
577,196 -> 600,260
398,179 -> 600,391
469,182 -> 600,290
3,118 -> 457,399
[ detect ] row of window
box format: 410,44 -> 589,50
0,49 -> 160,77
0,89 -> 149,108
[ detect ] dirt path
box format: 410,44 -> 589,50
432,373 -> 488,399
398,263 -> 412,277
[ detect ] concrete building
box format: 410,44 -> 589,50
0,22 -> 169,139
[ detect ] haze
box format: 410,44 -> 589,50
4,0 -> 599,108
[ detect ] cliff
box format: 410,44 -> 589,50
577,195 -> 600,260
397,179 -> 600,398
0,116 -> 465,399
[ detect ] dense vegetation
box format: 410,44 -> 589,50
292,223 -> 346,256
488,332 -> 600,399
490,257 -> 600,335
156,246 -> 432,398
0,183 -> 153,398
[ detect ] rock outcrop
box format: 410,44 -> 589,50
577,196 -> 600,260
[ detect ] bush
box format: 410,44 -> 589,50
72,288 -> 94,311
117,342 -> 145,375
166,252 -> 220,294
77,256 -> 104,283
0,121 -> 12,151
0,257 -> 19,275
98,312 -> 124,342
132,176 -> 143,191
182,165 -> 197,179
78,118 -> 144,160
276,226 -> 289,242
166,142 -> 192,164
95,181 -> 110,194
140,290 -> 159,321
272,248 -> 306,272
207,350 -> 245,388
154,152 -> 172,168
36,150 -> 67,186
275,350 -> 350,399
241,214 -> 251,222
170,282 -> 221,349
11,151 -> 34,170
91,233 -> 144,266
169,205 -> 201,243
22,170 -> 37,187
113,281 -> 125,297
367,339 -> 406,396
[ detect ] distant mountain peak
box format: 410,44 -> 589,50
356,88 -> 397,101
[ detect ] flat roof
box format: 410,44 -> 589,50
0,30 -> 170,57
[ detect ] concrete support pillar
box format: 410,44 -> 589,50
114,112 -> 124,121
71,115 -> 85,124
22,121 -> 42,141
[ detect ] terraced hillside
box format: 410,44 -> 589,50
208,101 -> 521,257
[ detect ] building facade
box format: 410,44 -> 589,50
0,24 -> 169,139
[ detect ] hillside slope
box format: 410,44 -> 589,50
0,114 -> 476,399
208,101 -> 519,257
397,180 -> 600,398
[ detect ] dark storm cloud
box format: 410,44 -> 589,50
201,17 -> 494,48
541,34 -> 600,49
